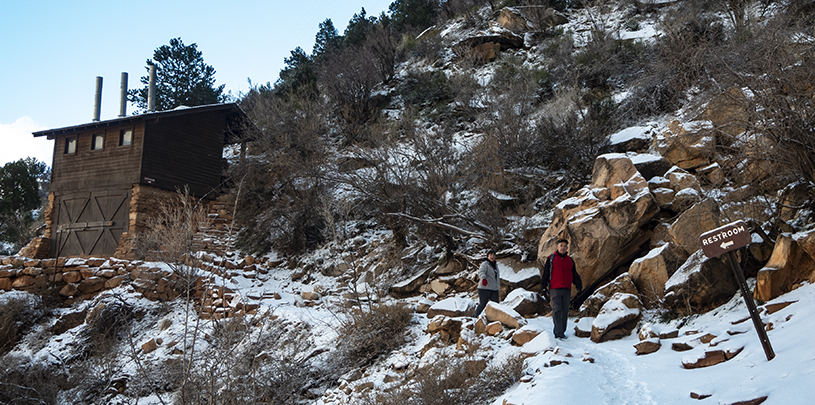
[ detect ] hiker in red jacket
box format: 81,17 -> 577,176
541,239 -> 582,339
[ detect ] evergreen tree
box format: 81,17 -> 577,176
389,0 -> 438,32
129,37 -> 227,112
344,8 -> 377,47
275,47 -> 318,97
0,158 -> 47,251
312,19 -> 343,58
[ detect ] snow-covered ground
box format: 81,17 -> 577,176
497,281 -> 814,405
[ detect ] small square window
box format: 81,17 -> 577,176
120,129 -> 132,146
91,134 -> 104,150
65,137 -> 76,154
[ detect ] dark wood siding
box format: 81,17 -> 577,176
140,111 -> 225,196
50,189 -> 131,257
50,122 -> 145,194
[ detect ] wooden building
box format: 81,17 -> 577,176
31,103 -> 249,258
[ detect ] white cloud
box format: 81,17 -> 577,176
0,117 -> 53,167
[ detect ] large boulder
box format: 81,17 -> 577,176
608,127 -> 653,154
668,198 -> 722,258
695,87 -> 751,138
427,297 -> 477,318
497,8 -> 533,33
538,154 -> 659,289
498,259 -> 542,298
503,288 -> 546,317
654,120 -> 715,170
628,243 -> 686,306
590,293 -> 642,343
755,234 -> 815,302
663,250 -> 738,314
579,272 -> 639,318
484,301 -> 527,329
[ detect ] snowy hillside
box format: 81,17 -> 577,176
3,1 -> 815,404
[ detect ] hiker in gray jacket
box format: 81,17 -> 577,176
473,249 -> 500,317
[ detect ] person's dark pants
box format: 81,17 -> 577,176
550,288 -> 571,337
473,289 -> 499,317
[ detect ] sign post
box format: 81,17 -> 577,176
700,221 -> 775,361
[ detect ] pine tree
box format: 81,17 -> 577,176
312,19 -> 343,58
128,37 -> 227,112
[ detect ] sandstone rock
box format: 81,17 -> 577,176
665,166 -> 701,193
609,127 -> 653,153
498,259 -> 542,295
681,346 -> 743,369
654,120 -> 714,170
50,309 -> 88,334
77,277 -> 105,294
391,267 -> 431,297
105,275 -> 125,289
647,175 -> 671,190
60,283 -> 79,297
416,298 -> 434,313
484,301 -> 527,329
427,315 -> 463,343
512,325 -> 543,345
638,323 -> 679,340
429,279 -> 449,295
664,250 -> 738,314
434,253 -> 467,275
763,300 -> 796,314
539,154 -> 658,289
580,273 -> 639,318
0,278 -> 12,291
590,292 -> 642,343
474,315 -> 489,335
755,234 -> 815,301
142,338 -> 158,354
634,339 -> 661,355
628,243 -> 686,306
668,198 -> 721,257
651,187 -> 675,210
486,321 -> 503,335
427,297 -> 477,318
697,162 -> 724,186
503,288 -> 545,317
12,275 -> 35,288
696,87 -> 751,138
671,188 -> 702,213
498,8 -> 532,33
574,317 -> 593,338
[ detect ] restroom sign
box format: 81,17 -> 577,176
700,221 -> 751,258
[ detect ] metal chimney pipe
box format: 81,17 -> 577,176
93,76 -> 103,122
147,64 -> 156,112
119,72 -> 128,117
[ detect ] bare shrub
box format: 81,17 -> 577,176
364,351 -> 525,405
133,188 -> 206,294
80,297 -> 135,359
176,311 -> 316,405
0,354 -> 67,405
333,302 -> 413,371
235,89 -> 329,255
0,291 -> 44,355
318,45 -> 384,142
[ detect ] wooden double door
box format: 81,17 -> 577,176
51,189 -> 131,257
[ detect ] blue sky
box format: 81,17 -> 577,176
0,0 -> 391,166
